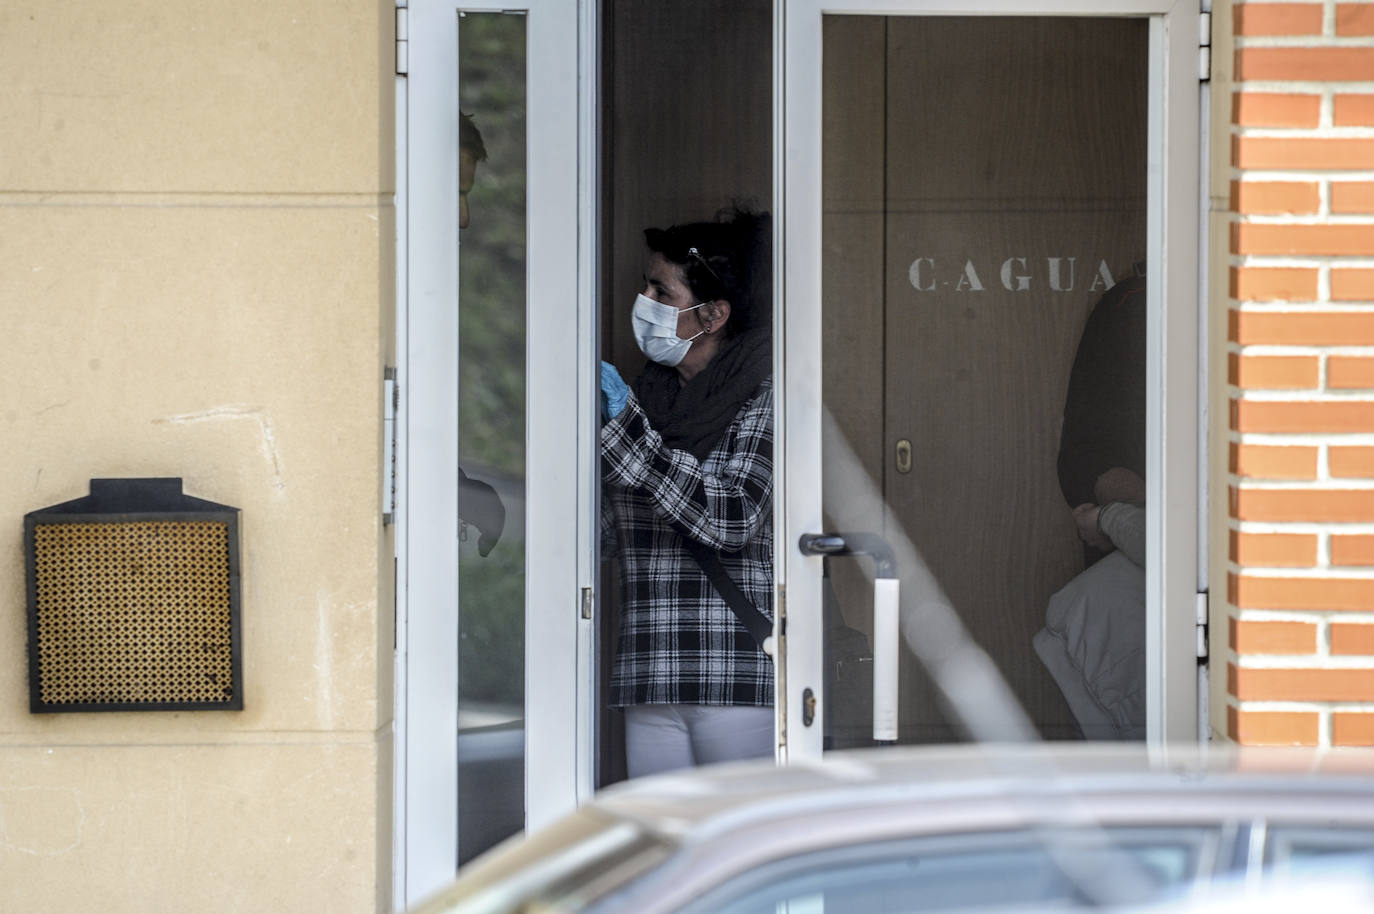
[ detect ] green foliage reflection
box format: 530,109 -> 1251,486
458,12 -> 526,712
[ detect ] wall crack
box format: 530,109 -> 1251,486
155,405 -> 286,491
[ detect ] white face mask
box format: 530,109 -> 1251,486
631,293 -> 706,367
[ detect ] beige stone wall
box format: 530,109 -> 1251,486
0,2 -> 396,911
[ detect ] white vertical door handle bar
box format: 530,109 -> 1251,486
873,577 -> 900,743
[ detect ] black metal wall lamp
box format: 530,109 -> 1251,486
24,478 -> 242,713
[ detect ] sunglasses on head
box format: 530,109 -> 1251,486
686,246 -> 725,292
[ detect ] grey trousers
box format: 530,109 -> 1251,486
625,704 -> 774,778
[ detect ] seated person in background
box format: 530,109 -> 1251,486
1073,466 -> 1145,568
1036,270 -> 1148,741
1034,466 -> 1146,740
1056,274 -> 1145,521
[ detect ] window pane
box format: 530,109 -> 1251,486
820,16 -> 1149,746
597,0 -> 775,786
457,9 -> 528,865
1267,827 -> 1374,871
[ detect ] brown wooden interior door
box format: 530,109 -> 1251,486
823,15 -> 1147,742
601,0 -> 773,382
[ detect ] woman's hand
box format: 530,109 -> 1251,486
600,361 -> 629,421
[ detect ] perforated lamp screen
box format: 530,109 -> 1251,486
24,478 -> 243,712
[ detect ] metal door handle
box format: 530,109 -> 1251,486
799,531 -> 900,744
798,533 -> 846,555
798,532 -> 896,577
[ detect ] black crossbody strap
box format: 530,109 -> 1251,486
682,539 -> 773,649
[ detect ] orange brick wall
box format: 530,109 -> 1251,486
1226,0 -> 1374,746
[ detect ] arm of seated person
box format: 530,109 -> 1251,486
1073,502 -> 1146,568
1097,502 -> 1146,567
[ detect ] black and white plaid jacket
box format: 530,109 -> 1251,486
601,378 -> 774,708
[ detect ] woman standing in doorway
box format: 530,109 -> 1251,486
599,208 -> 774,778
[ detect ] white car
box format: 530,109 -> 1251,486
414,744 -> 1374,914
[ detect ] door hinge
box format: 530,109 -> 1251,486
383,367 -> 399,525
580,587 -> 594,621
395,6 -> 409,76
1196,591 -> 1209,660
1198,12 -> 1212,82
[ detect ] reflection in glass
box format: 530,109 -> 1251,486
685,830 -> 1208,914
1267,828 -> 1374,871
457,10 -> 527,864
820,16 -> 1148,745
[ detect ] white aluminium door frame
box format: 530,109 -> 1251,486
397,0 -> 591,905
776,0 -> 1202,760
400,4 -> 460,899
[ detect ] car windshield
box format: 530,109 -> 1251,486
673,827 -> 1213,914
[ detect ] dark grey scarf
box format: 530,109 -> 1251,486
633,328 -> 771,461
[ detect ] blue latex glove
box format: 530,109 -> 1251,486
600,360 -> 629,421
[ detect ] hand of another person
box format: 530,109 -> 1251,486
459,467 -> 506,557
1073,502 -> 1114,552
1094,467 -> 1146,507
600,360 -> 629,421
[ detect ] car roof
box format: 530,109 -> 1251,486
592,744 -> 1374,842
429,744 -> 1374,914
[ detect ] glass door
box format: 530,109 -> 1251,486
398,0 -> 589,905
777,0 -> 1201,761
